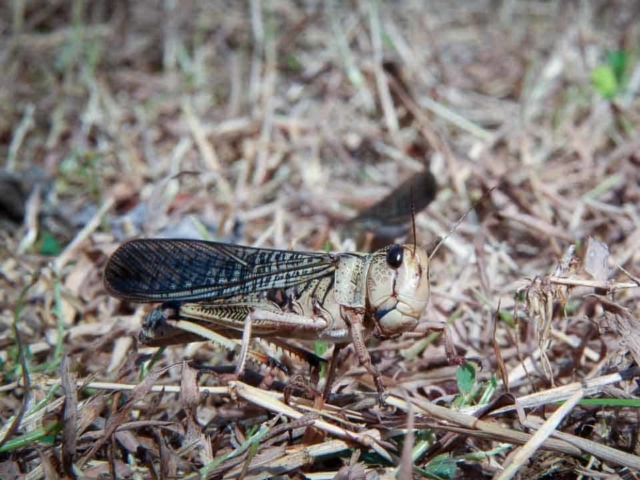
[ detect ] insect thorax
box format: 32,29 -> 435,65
332,254 -> 369,308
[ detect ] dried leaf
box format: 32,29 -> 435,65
584,237 -> 610,282
79,367 -> 168,466
181,361 -> 202,446
61,356 -> 78,478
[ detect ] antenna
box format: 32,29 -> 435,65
428,186 -> 496,262
410,187 -> 417,258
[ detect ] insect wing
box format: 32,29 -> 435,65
104,239 -> 338,303
343,169 -> 437,250
347,168 -> 436,231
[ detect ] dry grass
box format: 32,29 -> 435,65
1,1 -> 640,478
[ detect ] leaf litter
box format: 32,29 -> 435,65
0,1 -> 639,478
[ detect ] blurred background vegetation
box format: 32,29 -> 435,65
1,1 -> 639,478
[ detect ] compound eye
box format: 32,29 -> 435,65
386,244 -> 403,269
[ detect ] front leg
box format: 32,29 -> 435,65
341,306 -> 387,405
411,321 -> 466,366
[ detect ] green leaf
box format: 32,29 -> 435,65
591,65 -> 618,99
314,341 -> 329,356
38,231 -> 62,256
314,341 -> 329,378
0,421 -> 62,452
607,50 -> 628,82
456,362 -> 477,396
479,374 -> 498,405
422,454 -> 458,479
498,309 -> 514,327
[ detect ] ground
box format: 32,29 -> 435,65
1,1 -> 640,479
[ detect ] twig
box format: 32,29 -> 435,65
182,98 -> 221,171
54,197 -> 115,270
17,184 -> 42,254
546,276 -> 638,291
7,104 -> 35,171
368,0 -> 398,134
498,389 -> 584,479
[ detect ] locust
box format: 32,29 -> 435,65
103,169 -> 459,403
104,237 -> 435,401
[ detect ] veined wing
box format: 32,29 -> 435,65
104,239 -> 339,303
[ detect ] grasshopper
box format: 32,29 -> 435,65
103,169 -> 457,403
104,238 -> 433,402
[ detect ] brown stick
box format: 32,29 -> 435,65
322,343 -> 344,402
